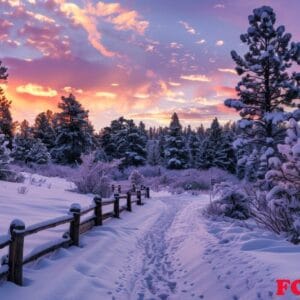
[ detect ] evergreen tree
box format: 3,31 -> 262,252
187,132 -> 200,168
100,117 -> 147,168
198,118 -> 236,172
124,121 -> 147,167
164,113 -> 188,169
0,90 -> 13,146
225,6 -> 300,180
33,110 -> 56,150
12,120 -> 35,163
0,134 -> 11,180
146,140 -> 161,165
51,94 -> 93,164
27,139 -> 51,164
0,61 -> 13,147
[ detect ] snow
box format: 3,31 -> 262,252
0,175 -> 300,298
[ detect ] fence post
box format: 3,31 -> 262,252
137,190 -> 142,205
8,219 -> 25,286
126,191 -> 132,212
118,185 -> 121,193
112,184 -> 115,193
69,203 -> 81,246
94,196 -> 102,226
146,187 -> 150,199
132,184 -> 136,192
114,193 -> 120,218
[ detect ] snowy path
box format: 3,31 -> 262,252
0,192 -> 298,299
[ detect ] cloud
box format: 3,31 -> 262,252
179,21 -> 196,35
19,22 -> 71,57
59,2 -> 116,58
110,11 -> 149,34
169,82 -> 181,87
214,86 -> 236,97
180,74 -> 211,82
134,93 -> 150,99
218,68 -> 236,75
216,40 -> 224,46
58,1 -> 149,57
63,86 -> 83,94
95,91 -> 117,98
196,39 -> 206,44
131,105 -> 235,124
170,42 -> 183,49
16,83 -> 57,97
214,4 -> 225,9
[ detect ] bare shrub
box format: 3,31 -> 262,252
129,169 -> 144,187
73,154 -> 120,197
246,187 -> 299,242
17,186 -> 28,194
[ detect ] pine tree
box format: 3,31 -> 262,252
0,61 -> 13,147
0,134 -> 11,180
27,139 -> 51,164
100,117 -> 147,168
12,120 -> 35,163
124,121 -> 147,167
51,94 -> 93,164
164,113 -> 188,169
33,110 -> 56,150
187,132 -> 200,168
0,90 -> 13,146
198,118 -> 236,172
146,140 -> 161,165
225,6 -> 300,180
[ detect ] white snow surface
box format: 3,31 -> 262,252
0,175 -> 300,299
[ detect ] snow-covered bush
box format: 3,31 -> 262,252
27,140 -> 51,164
73,154 -> 120,197
129,169 -> 144,187
12,162 -> 74,180
250,189 -> 297,242
0,134 -> 12,180
263,118 -> 300,242
145,167 -> 237,195
137,165 -> 163,178
210,182 -> 250,220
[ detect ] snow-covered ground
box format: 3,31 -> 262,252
0,175 -> 299,299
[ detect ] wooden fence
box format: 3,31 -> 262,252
0,185 -> 150,286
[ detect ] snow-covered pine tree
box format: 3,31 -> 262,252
198,118 -> 236,172
33,110 -> 56,150
146,140 -> 161,166
124,120 -> 147,167
51,94 -> 93,164
0,60 -> 13,147
164,113 -> 188,169
187,131 -> 200,168
12,120 -> 34,163
225,6 -> 300,180
27,139 -> 51,164
0,89 -> 13,147
100,117 -> 147,168
0,133 -> 11,180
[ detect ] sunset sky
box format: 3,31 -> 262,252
0,0 -> 299,130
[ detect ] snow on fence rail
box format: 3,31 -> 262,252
0,185 -> 150,286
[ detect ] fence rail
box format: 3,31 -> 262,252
0,185 -> 150,286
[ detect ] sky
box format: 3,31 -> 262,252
0,0 -> 299,130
